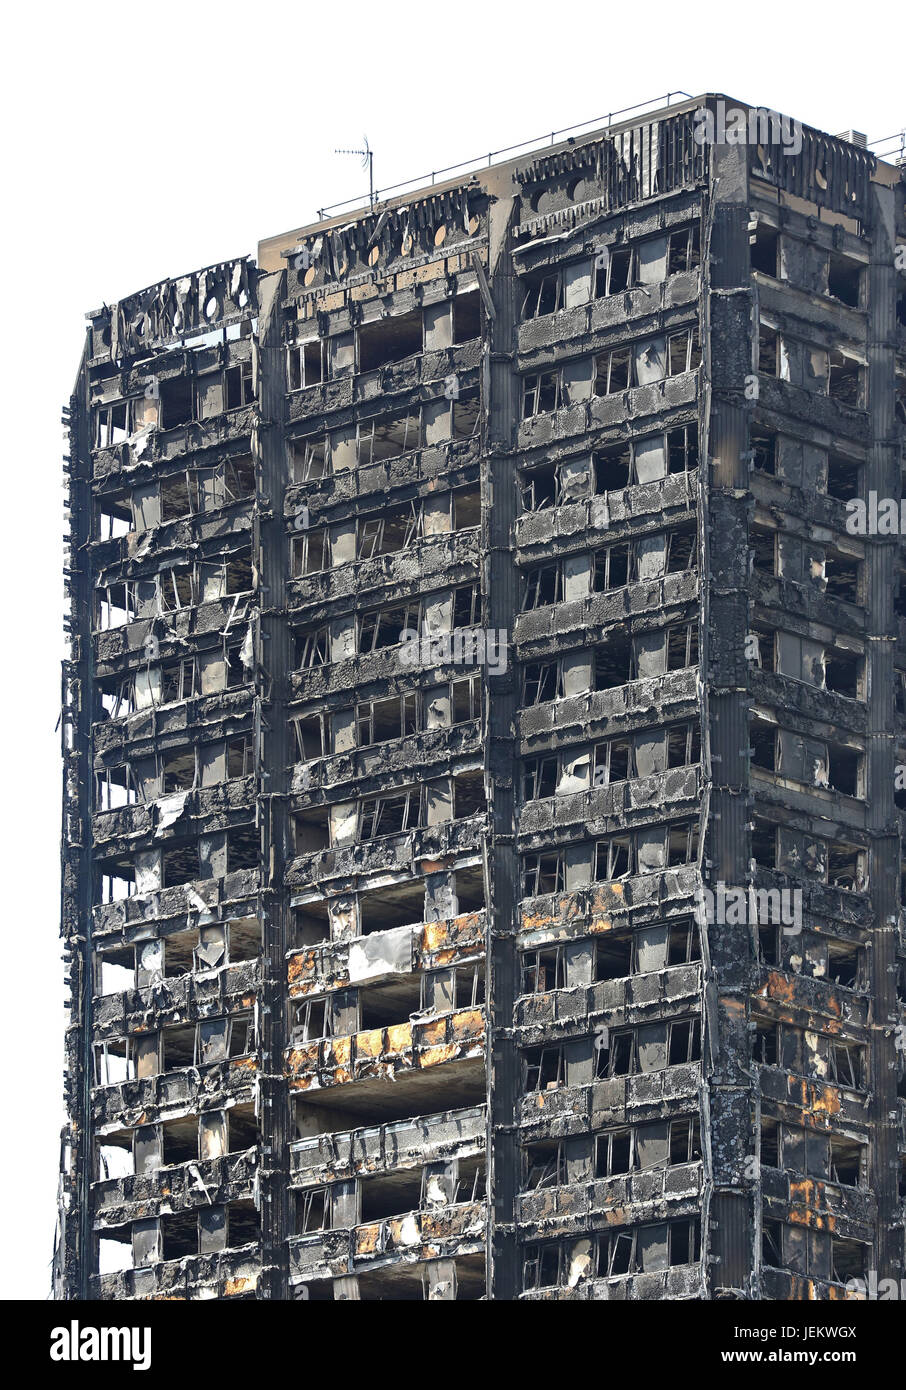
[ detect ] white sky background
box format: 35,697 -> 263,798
0,0 -> 901,1301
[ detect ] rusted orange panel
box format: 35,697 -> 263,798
286,1043 -> 319,1073
354,1028 -> 384,1059
418,1017 -> 448,1046
385,1022 -> 413,1053
355,1223 -> 381,1255
224,1275 -> 257,1296
422,920 -> 450,952
420,1042 -> 460,1068
229,1056 -> 257,1073
451,1008 -> 484,1039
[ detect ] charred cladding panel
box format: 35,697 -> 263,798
56,96 -> 906,1301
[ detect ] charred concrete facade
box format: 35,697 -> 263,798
55,96 -> 906,1301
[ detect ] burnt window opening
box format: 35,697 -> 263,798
667,327 -> 701,376
287,338 -> 325,391
291,712 -> 329,762
356,693 -> 417,748
453,290 -> 481,343
453,769 -> 487,819
358,787 -> 424,840
666,721 -> 701,769
291,528 -> 328,577
160,471 -> 202,522
669,1116 -> 701,1165
828,1041 -> 866,1090
358,603 -> 420,654
824,550 -> 861,604
825,452 -> 861,501
521,946 -> 566,995
94,398 -> 133,449
593,630 -> 634,690
94,766 -> 138,812
750,627 -> 776,672
665,528 -> 698,574
827,254 -> 863,308
667,916 -> 701,965
522,753 -> 558,802
296,1187 -> 330,1235
596,1029 -> 635,1079
523,1045 -> 565,1093
595,244 -> 632,297
291,438 -> 328,483
668,1017 -> 701,1065
521,850 -> 565,898
293,625 -> 329,670
224,361 -> 255,409
523,660 -> 564,705
758,325 -> 779,377
357,309 -> 423,373
762,1218 -> 783,1267
667,821 -> 699,867
750,222 -> 779,277
824,649 -> 861,699
827,841 -> 866,892
826,743 -> 861,797
523,563 -> 564,610
753,1018 -> 779,1066
667,225 -> 701,275
160,377 -> 195,429
95,581 -> 136,631
454,488 -> 480,529
751,526 -> 775,575
594,443 -> 632,492
827,940 -> 862,989
593,543 -> 631,592
595,834 -> 633,881
593,736 -> 633,786
596,1128 -> 633,1177
668,424 -> 699,473
521,461 -> 560,511
829,1136 -> 864,1187
760,1117 -> 779,1167
162,747 -> 196,794
451,673 -> 481,724
522,271 -> 562,319
523,1140 -> 567,1191
357,502 -> 422,560
831,1238 -> 868,1284
357,410 -> 421,467
750,428 -> 777,476
750,818 -> 777,870
750,718 -> 777,772
594,347 -> 632,396
594,935 -> 632,982
522,371 -> 561,418
453,390 -> 481,439
758,922 -> 781,967
453,585 -> 479,628
95,495 -> 134,541
828,351 -> 863,408
666,622 -> 699,671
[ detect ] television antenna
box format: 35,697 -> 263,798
335,137 -> 375,209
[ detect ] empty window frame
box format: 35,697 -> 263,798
95,582 -> 136,630
593,346 -> 632,395
291,528 -> 328,577
95,496 -> 133,541
94,399 -> 135,449
224,362 -> 255,410
593,542 -> 631,592
451,673 -> 481,723
522,659 -> 565,705
357,410 -> 421,466
521,850 -> 566,898
594,424 -> 699,491
523,562 -> 564,610
358,603 -> 420,653
750,427 -> 777,476
827,254 -> 863,308
159,471 -> 202,522
666,622 -> 699,670
356,693 -> 418,747
287,338 -> 326,391
522,270 -> 562,319
523,1045 -> 566,1093
522,753 -> 558,802
357,502 -> 422,559
521,461 -> 561,511
290,710 -> 329,762
522,371 -> 561,418
593,631 -> 635,689
294,625 -> 330,669
665,528 -> 698,573
667,328 -> 702,376
523,1140 -> 567,1191
592,736 -> 633,787
357,309 -> 423,373
825,452 -> 861,502
291,438 -> 329,483
358,787 -> 424,840
828,1040 -> 866,1089
666,721 -> 701,768
758,324 -> 779,376
95,765 -> 138,811
520,946 -> 566,995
